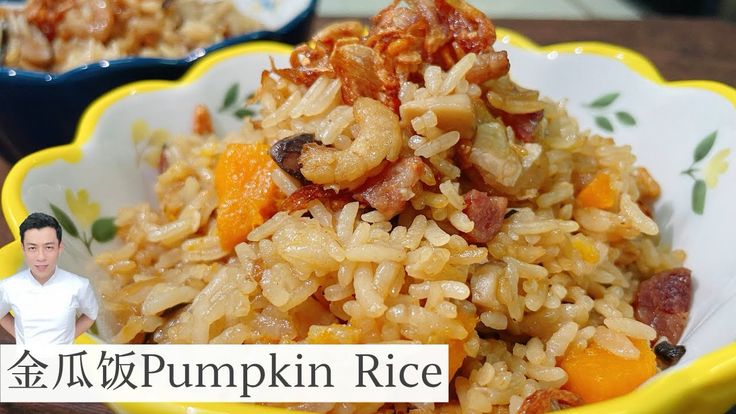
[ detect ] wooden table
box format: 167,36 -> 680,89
0,16 -> 734,414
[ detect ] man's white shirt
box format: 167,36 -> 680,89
0,267 -> 98,345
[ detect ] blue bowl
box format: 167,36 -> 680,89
0,0 -> 317,161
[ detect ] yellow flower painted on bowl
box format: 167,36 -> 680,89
65,189 -> 100,227
131,119 -> 172,169
50,190 -> 117,255
703,148 -> 731,189
131,119 -> 150,144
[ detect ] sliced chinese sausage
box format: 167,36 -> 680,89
462,189 -> 507,244
490,107 -> 544,143
634,267 -> 692,344
353,156 -> 425,218
281,184 -> 353,213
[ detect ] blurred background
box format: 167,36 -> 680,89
318,0 -> 736,20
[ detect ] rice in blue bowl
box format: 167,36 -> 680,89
0,0 -> 317,161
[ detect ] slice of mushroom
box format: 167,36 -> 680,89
269,133 -> 315,183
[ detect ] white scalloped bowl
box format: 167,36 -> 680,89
1,30 -> 735,414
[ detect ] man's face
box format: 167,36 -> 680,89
22,227 -> 62,280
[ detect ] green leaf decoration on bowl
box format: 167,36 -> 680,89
585,92 -> 637,133
694,131 -> 717,163
692,180 -> 706,215
234,107 -> 256,119
218,82 -> 257,121
615,111 -> 636,126
681,131 -> 730,215
220,83 -> 240,112
50,203 -> 79,239
588,92 -> 620,108
595,116 -> 614,132
92,218 -> 118,243
49,190 -> 118,255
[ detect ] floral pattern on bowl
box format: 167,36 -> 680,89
50,189 -> 117,255
1,31 -> 736,414
583,92 -> 638,132
679,131 -> 731,214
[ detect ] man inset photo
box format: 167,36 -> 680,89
0,212 -> 99,345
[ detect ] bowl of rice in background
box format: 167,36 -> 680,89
0,0 -> 317,162
1,1 -> 736,413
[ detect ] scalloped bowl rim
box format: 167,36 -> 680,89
1,29 -> 736,414
0,0 -> 317,81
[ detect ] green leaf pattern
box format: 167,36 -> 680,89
692,180 -> 706,215
218,82 -> 257,120
681,131 -> 728,215
92,218 -> 117,243
595,116 -> 614,132
49,192 -> 117,255
234,107 -> 255,119
50,203 -> 79,238
588,92 -> 620,108
220,83 -> 239,112
615,111 -> 636,126
693,131 -> 717,163
584,93 -> 724,217
585,92 -> 636,133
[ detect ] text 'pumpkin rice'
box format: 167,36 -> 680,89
94,0 -> 693,412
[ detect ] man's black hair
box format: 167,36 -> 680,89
19,212 -> 62,244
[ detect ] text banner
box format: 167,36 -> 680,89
0,344 -> 448,403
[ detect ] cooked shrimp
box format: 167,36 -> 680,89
331,43 -> 400,111
299,97 -> 402,187
274,22 -> 363,87
274,0 -> 509,107
312,20 -> 364,47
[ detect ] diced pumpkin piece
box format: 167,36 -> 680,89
447,339 -> 467,380
560,337 -> 657,403
216,198 -> 260,252
576,172 -> 616,210
306,324 -> 362,344
445,306 -> 478,380
214,143 -> 280,251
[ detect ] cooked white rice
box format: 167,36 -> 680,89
1,0 -> 261,72
93,3 -> 688,413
